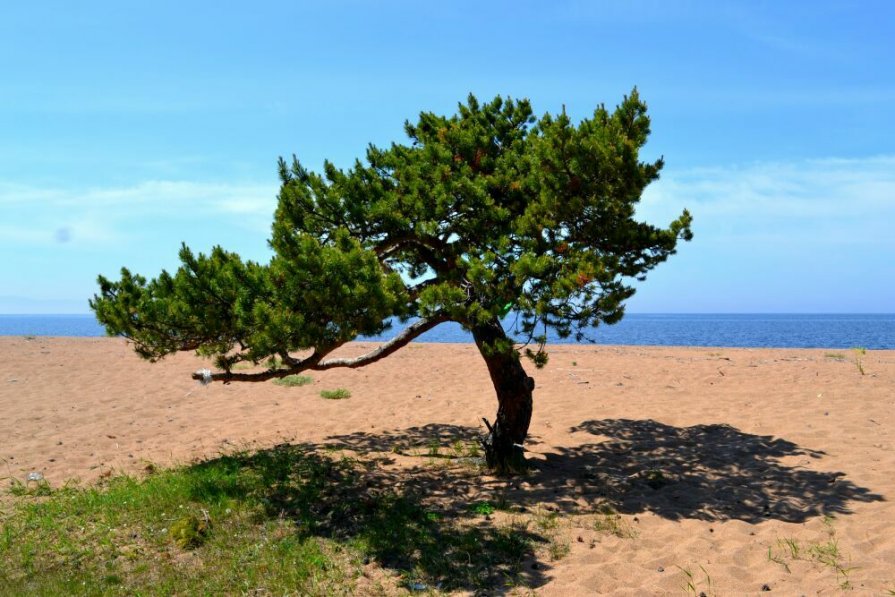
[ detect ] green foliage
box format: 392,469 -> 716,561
92,91 -> 690,370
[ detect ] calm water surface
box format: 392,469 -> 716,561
2,313 -> 892,349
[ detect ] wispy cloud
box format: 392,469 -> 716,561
0,180 -> 279,247
629,155 -> 895,312
640,155 -> 895,247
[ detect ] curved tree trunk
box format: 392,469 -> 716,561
471,318 -> 535,474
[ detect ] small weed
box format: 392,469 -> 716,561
470,501 -> 495,516
320,388 -> 351,400
767,546 -> 790,573
23,335 -> 36,341
779,536 -> 801,559
571,361 -> 577,367
547,537 -> 570,561
273,374 -> 313,387
852,347 -> 866,375
824,352 -> 845,361
677,565 -> 696,594
593,505 -> 637,538
677,564 -> 712,595
534,509 -> 559,532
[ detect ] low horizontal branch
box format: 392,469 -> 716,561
191,314 -> 450,384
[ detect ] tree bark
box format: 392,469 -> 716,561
471,318 -> 535,474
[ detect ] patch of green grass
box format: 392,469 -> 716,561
273,374 -> 313,387
320,388 -> 351,400
824,352 -> 846,361
1,445 -> 537,594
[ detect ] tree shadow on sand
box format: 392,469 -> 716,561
325,419 -> 884,524
551,419 -> 885,522
178,419 -> 882,593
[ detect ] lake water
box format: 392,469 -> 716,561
1,313 -> 892,349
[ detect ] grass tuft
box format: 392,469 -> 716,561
593,505 -> 638,538
273,374 -> 313,387
852,347 -> 867,375
320,388 -> 351,400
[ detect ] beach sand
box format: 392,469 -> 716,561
2,337 -> 893,594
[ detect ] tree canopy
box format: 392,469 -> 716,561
92,90 -> 691,471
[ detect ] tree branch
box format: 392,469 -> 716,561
313,314 -> 450,369
373,234 -> 455,275
191,350 -> 325,384
190,314 -> 450,383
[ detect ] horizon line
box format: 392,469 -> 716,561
2,312 -> 893,317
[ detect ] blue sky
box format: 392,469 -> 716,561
1,1 -> 893,314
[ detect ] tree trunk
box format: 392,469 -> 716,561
471,318 -> 535,474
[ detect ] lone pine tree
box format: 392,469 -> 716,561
92,90 -> 692,473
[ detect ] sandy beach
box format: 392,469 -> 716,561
2,336 -> 893,594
